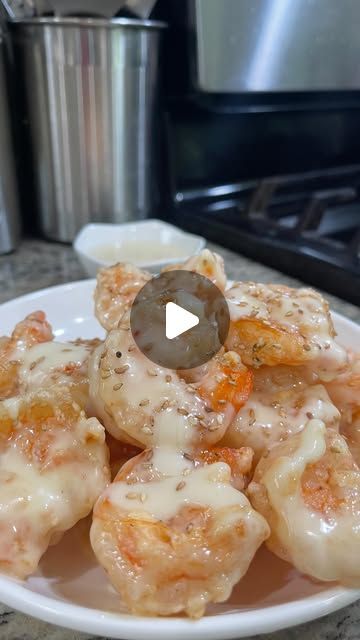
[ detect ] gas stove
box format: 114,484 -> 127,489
166,165 -> 360,305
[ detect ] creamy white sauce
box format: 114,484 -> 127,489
107,460 -> 252,521
17,342 -> 90,392
225,384 -> 340,460
90,241 -> 187,265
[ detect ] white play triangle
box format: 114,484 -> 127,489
165,301 -> 199,340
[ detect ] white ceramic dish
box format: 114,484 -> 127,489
73,220 -> 206,277
0,280 -> 359,639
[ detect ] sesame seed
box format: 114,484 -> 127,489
183,468 -> 191,476
126,492 -> 139,500
195,414 -> 205,420
165,374 -> 172,383
285,311 -> 293,317
186,522 -> 194,533
186,387 -> 196,394
228,380 -> 237,386
139,399 -> 150,407
183,452 -> 194,462
176,481 -> 186,491
113,383 -> 123,391
115,365 -> 130,374
101,372 -> 111,380
128,345 -> 136,352
141,426 -> 153,435
209,424 -> 219,431
100,351 -> 107,359
217,399 -> 226,405
298,309 -> 304,315
177,407 -> 189,416
160,400 -> 170,411
205,406 -> 213,413
217,415 -> 224,424
147,369 -> 158,377
272,344 -> 282,350
303,344 -> 311,351
306,412 -> 314,419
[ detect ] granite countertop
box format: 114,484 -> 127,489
0,238 -> 359,640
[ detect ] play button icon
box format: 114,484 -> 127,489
130,270 -> 230,370
166,302 -> 199,340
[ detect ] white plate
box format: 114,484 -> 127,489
73,220 -> 206,277
0,280 -> 359,640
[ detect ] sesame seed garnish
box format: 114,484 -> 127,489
205,406 -> 213,413
228,380 -> 237,386
209,424 -> 219,431
272,344 -> 282,350
177,407 -> 189,416
115,365 -> 130,374
115,351 -> 122,358
217,399 -> 226,405
249,408 -> 256,426
101,372 -> 111,380
306,412 -> 314,419
139,399 -> 150,407
128,345 -> 136,352
62,348 -> 72,353
285,311 -> 293,317
126,492 -> 139,500
183,468 -> 191,476
176,481 -> 186,491
186,386 -> 196,394
183,452 -> 194,462
217,415 -> 224,424
279,407 -> 286,418
186,522 -> 194,533
100,351 -> 107,359
165,374 -> 172,383
147,368 -> 158,377
141,426 -> 153,435
298,309 -> 304,315
195,414 -> 205,421
215,374 -> 223,383
113,383 -> 123,391
303,344 -> 311,351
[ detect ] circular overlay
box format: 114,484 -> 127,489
130,270 -> 230,370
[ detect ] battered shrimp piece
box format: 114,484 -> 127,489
325,352 -> 360,462
91,446 -> 269,618
162,249 -> 227,292
225,283 -> 348,378
248,419 -> 360,586
0,387 -> 110,579
94,263 -> 151,331
16,338 -> 101,408
88,319 -> 252,450
0,311 -> 53,400
222,365 -> 340,463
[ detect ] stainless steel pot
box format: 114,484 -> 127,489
0,23 -> 20,254
11,17 -> 166,242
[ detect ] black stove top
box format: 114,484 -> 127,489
166,165 -> 360,305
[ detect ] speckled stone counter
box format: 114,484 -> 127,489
0,238 -> 359,640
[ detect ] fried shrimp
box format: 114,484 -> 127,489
88,318 -> 252,450
162,249 -> 227,292
0,387 -> 110,579
248,419 -> 360,586
0,311 -> 53,400
94,263 -> 151,331
222,365 -> 340,463
225,283 -> 348,377
90,446 -> 269,618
